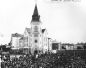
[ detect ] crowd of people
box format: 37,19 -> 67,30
1,50 -> 86,68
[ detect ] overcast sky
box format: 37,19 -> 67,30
0,0 -> 86,44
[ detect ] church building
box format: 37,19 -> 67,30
11,4 -> 53,54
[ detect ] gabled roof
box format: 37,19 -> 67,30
20,37 -> 25,40
12,33 -> 23,37
25,28 -> 31,34
42,29 -> 46,33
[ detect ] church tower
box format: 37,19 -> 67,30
31,4 -> 42,54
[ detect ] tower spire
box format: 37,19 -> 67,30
31,1 -> 40,22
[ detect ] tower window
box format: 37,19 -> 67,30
34,34 -> 38,37
35,40 -> 37,43
34,26 -> 38,32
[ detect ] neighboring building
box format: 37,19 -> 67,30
11,4 -> 52,54
48,38 -> 53,53
61,43 -> 74,50
51,40 -> 60,53
11,33 -> 23,49
74,43 -> 84,50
